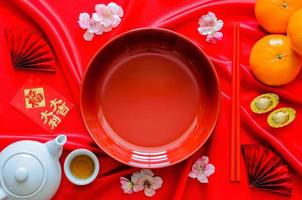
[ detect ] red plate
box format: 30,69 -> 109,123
81,28 -> 220,168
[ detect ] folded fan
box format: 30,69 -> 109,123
241,144 -> 293,196
5,28 -> 56,72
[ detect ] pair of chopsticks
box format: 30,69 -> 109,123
230,23 -> 241,182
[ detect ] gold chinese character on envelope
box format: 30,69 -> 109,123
11,78 -> 74,133
40,98 -> 70,130
24,88 -> 46,109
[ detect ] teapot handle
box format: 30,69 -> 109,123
0,187 -> 7,200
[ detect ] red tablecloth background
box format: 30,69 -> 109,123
0,0 -> 302,199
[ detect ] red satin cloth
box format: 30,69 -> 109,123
0,0 -> 302,199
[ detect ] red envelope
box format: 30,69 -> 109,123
10,78 -> 74,133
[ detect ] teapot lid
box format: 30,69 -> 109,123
1,153 -> 45,197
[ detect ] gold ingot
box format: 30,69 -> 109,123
250,93 -> 279,114
267,107 -> 296,128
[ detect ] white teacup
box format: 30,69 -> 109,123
64,149 -> 99,185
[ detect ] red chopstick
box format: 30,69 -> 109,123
231,23 -> 241,182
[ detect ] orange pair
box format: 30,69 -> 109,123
250,0 -> 302,86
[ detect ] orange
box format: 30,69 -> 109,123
255,0 -> 302,33
249,34 -> 302,86
288,8 -> 302,56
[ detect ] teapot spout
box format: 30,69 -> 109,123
0,187 -> 7,200
45,135 -> 67,160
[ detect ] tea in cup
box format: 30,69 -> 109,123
64,149 -> 99,185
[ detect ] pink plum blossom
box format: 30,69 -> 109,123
189,156 -> 215,183
120,177 -> 134,194
206,31 -> 223,43
77,2 -> 124,41
120,169 -> 163,197
78,12 -> 103,41
131,169 -> 163,197
94,2 -> 124,29
198,12 -> 223,43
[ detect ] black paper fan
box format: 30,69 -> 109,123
5,28 -> 56,72
241,144 -> 293,196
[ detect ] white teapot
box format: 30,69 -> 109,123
0,135 -> 67,200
